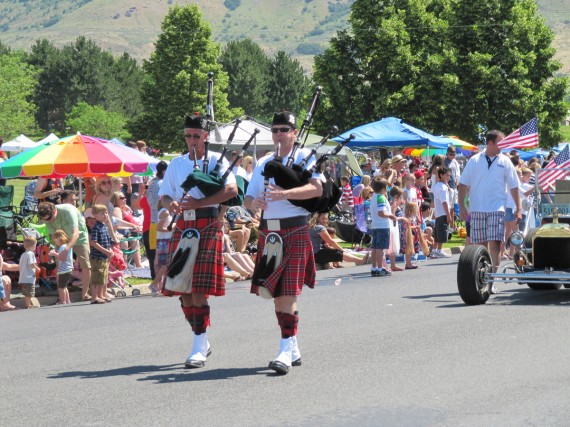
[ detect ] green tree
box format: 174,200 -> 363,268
134,4 -> 238,151
219,39 -> 271,120
313,0 -> 568,146
66,102 -> 129,140
0,52 -> 38,138
27,38 -> 144,133
267,51 -> 311,115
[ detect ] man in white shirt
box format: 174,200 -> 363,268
245,111 -> 323,375
458,130 -> 521,274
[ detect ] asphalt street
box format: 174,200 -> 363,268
3,255 -> 570,426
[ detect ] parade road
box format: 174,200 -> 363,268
3,255 -> 570,426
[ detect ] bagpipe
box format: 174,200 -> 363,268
178,72 -> 259,207
262,87 -> 356,213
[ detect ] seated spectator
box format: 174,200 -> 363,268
34,177 -> 63,204
309,213 -> 369,268
60,189 -> 79,207
222,221 -> 255,280
110,192 -> 143,268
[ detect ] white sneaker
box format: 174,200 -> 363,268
439,251 -> 451,258
430,251 -> 443,259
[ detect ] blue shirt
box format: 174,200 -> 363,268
90,221 -> 112,259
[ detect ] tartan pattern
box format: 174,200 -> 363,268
251,224 -> 316,297
163,216 -> 225,297
470,211 -> 506,244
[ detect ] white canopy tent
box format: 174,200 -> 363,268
36,133 -> 59,145
2,134 -> 37,152
209,117 -> 323,159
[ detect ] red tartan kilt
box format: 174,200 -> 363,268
251,224 -> 316,297
162,216 -> 225,297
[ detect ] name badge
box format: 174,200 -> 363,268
183,210 -> 196,221
266,219 -> 280,231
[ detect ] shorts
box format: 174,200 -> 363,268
57,272 -> 73,289
156,238 -> 170,267
314,248 -> 344,265
371,228 -> 390,250
434,215 -> 449,244
20,283 -> 35,297
470,211 -> 506,244
90,257 -> 109,287
74,243 -> 91,270
0,280 -> 5,300
505,207 -> 515,222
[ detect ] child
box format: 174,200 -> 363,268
339,176 -> 354,211
89,204 -> 114,304
431,167 -> 452,258
50,230 -> 73,304
402,201 -> 421,269
519,168 -> 534,232
19,237 -> 40,309
149,202 -> 173,293
388,186 -> 405,272
402,174 -> 418,205
369,178 -> 408,277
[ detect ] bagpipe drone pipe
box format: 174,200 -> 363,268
262,131 -> 356,213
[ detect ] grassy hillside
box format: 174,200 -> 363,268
0,0 -> 568,74
0,0 -> 353,71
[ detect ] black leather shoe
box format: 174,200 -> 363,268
185,358 -> 205,369
268,360 -> 290,375
292,357 -> 302,367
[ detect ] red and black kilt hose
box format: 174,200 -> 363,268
251,224 -> 316,298
162,216 -> 225,297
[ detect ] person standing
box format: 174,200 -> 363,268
245,111 -> 324,375
458,130 -> 521,278
159,114 -> 237,369
38,201 -> 92,301
145,160 -> 169,280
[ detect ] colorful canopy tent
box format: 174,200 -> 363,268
0,133 -> 152,179
2,134 -> 37,153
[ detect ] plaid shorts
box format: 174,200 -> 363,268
470,211 -> 506,244
156,238 -> 170,268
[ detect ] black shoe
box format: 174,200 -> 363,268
292,357 -> 302,367
371,270 -> 379,277
268,360 -> 290,375
184,358 -> 205,369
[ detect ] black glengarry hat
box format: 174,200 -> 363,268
185,113 -> 209,130
272,111 -> 296,129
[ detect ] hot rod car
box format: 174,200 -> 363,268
457,174 -> 570,305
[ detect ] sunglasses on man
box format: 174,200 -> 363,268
271,127 -> 292,134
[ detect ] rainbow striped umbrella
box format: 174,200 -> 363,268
0,133 -> 152,179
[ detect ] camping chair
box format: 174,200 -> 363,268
18,180 -> 38,228
0,185 -> 19,246
120,232 -> 144,277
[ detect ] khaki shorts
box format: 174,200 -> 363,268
74,243 -> 91,270
57,272 -> 73,289
90,257 -> 109,287
20,283 -> 35,297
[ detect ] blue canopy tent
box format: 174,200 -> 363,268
333,117 -> 432,148
333,117 -> 477,156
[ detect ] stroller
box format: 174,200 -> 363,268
107,244 -> 141,297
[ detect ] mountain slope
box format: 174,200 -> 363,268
0,0 -> 568,74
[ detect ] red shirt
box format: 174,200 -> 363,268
140,196 -> 151,233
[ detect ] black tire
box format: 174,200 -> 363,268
118,291 -> 126,297
457,245 -> 492,305
132,289 -> 141,296
527,283 -> 563,291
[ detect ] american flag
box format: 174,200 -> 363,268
537,145 -> 570,190
497,117 -> 539,149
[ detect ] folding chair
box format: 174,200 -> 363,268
120,233 -> 143,276
0,185 -> 18,246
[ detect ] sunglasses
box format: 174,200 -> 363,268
41,213 -> 53,221
101,180 -> 111,185
271,127 -> 292,134
448,153 -> 456,156
119,196 -> 126,200
184,133 -> 202,139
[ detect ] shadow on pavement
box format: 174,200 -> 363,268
138,366 -> 276,384
47,364 -> 182,380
